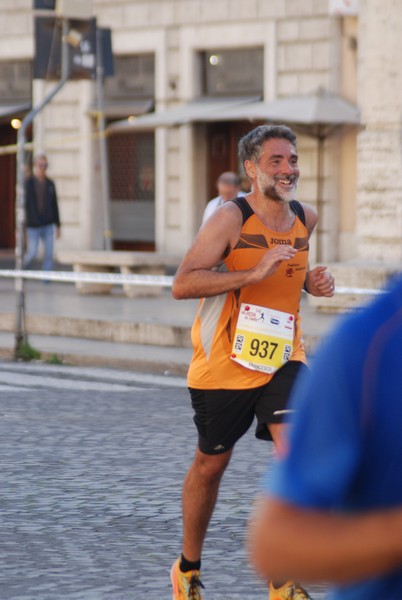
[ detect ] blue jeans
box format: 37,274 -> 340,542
24,225 -> 55,271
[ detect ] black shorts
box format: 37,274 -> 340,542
189,360 -> 308,454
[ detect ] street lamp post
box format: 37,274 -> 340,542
14,17 -> 71,358
96,27 -> 112,251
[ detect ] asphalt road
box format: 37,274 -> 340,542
0,361 -> 328,599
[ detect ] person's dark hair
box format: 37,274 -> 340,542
238,124 -> 297,165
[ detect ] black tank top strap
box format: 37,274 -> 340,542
290,200 -> 306,226
231,197 -> 305,227
231,196 -> 254,225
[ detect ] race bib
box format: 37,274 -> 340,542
230,303 -> 294,374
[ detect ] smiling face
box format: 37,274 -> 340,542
245,138 -> 299,203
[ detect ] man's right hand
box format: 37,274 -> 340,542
250,245 -> 297,284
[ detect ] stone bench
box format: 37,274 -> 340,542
56,250 -> 182,296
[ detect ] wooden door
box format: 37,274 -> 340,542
206,121 -> 255,199
0,124 -> 17,249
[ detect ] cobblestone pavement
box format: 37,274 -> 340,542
0,362 -> 329,600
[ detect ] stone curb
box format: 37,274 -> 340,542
0,344 -> 190,377
0,313 -> 192,348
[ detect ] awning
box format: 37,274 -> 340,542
107,90 -> 359,133
204,90 -> 360,126
88,99 -> 154,119
107,96 -> 261,133
0,102 -> 31,120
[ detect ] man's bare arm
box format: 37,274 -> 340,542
249,496 -> 402,584
172,203 -> 297,300
301,202 -> 335,297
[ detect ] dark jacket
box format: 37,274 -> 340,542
25,176 -> 60,228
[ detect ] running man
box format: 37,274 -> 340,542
170,124 -> 335,600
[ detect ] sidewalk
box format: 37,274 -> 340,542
0,268 -> 341,375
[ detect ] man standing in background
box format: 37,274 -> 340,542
24,153 -> 61,272
202,171 -> 242,224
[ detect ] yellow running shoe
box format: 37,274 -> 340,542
268,580 -> 313,599
170,557 -> 205,600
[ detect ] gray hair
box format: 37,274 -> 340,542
33,153 -> 48,165
217,171 -> 240,186
238,125 -> 297,164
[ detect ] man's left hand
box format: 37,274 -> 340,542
305,266 -> 334,297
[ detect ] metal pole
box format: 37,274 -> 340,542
315,131 -> 325,263
14,17 -> 71,358
96,27 -> 112,250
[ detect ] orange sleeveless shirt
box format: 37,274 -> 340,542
187,200 -> 309,390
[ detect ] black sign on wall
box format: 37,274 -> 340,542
33,0 -> 56,9
97,28 -> 114,78
34,17 -> 97,80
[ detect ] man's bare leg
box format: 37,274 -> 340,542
266,423 -> 312,598
181,447 -> 233,561
268,422 -> 288,457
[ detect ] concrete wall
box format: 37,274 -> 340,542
2,0 -> 401,272
356,0 -> 402,264
33,80 -> 95,250
0,0 -> 97,251
0,1 -> 33,60
93,0 -> 339,256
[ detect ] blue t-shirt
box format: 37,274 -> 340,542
262,275 -> 402,599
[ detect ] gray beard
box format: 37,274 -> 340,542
262,184 -> 295,203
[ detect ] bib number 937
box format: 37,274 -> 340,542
249,338 -> 278,359
230,303 -> 295,374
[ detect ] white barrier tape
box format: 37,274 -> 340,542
0,270 -> 385,295
334,286 -> 384,296
0,270 -> 174,287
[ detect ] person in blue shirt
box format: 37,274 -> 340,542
249,274 -> 402,599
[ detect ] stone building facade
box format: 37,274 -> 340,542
0,0 -> 401,288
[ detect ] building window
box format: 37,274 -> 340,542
103,54 -> 156,247
200,48 -> 263,97
104,54 -> 155,102
107,131 -> 155,246
105,54 -> 155,201
0,60 -> 32,103
108,132 -> 154,202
